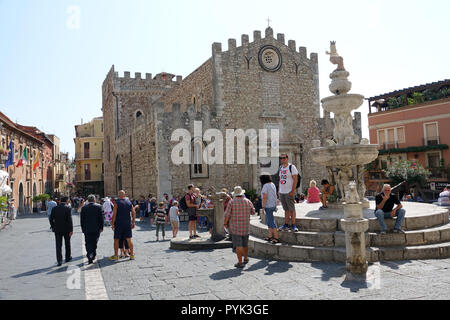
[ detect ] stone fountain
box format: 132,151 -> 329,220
311,42 -> 379,279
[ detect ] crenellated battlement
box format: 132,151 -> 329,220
114,70 -> 182,83
210,27 -> 317,63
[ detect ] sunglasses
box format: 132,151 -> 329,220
280,157 -> 288,159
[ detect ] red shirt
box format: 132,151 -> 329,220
225,196 -> 255,236
307,187 -> 320,203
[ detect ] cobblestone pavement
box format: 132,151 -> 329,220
0,213 -> 85,300
1,213 -> 450,300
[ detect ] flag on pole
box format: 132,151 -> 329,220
5,141 -> 14,168
32,150 -> 40,171
16,147 -> 28,168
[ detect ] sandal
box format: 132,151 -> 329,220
270,238 -> 280,244
263,237 -> 272,242
243,258 -> 249,264
234,263 -> 244,268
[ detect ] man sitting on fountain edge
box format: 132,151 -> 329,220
375,184 -> 406,235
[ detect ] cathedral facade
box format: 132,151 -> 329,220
102,27 -> 361,199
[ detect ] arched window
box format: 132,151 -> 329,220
115,155 -> 123,193
135,110 -> 143,119
190,137 -> 208,179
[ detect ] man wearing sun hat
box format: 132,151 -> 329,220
224,186 -> 256,268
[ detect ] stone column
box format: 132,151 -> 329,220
340,202 -> 369,278
210,192 -> 228,241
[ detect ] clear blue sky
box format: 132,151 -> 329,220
1,0 -> 449,158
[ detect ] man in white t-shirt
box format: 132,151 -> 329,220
438,185 -> 450,206
278,153 -> 299,232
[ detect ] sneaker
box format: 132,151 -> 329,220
319,206 -> 325,210
279,224 -> 289,231
393,228 -> 405,234
193,234 -> 200,238
108,255 -> 119,261
129,255 -> 135,260
291,225 -> 299,232
57,262 -> 62,267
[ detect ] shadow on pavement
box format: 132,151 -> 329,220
210,268 -> 243,280
11,256 -> 84,278
310,262 -> 346,281
379,260 -> 412,270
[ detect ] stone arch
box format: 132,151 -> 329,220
18,182 -> 24,213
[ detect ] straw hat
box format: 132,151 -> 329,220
232,186 -> 245,197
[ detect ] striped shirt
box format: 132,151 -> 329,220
225,196 -> 255,236
155,208 -> 166,224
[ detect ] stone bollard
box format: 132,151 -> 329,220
341,203 -> 369,277
209,192 -> 228,241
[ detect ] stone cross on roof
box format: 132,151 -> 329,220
267,17 -> 272,27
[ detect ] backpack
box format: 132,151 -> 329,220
179,194 -> 188,211
277,164 -> 301,189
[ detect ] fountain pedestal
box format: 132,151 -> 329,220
341,203 -> 369,276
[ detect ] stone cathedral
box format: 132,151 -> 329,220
102,27 -> 362,199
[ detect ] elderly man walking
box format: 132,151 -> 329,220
224,186 -> 256,268
49,196 -> 73,266
375,184 -> 406,235
80,195 -> 104,264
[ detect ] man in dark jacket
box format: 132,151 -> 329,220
80,194 -> 104,264
49,196 -> 73,266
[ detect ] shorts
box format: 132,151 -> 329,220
114,224 -> 132,240
264,207 -> 277,229
231,234 -> 249,248
170,220 -> 179,229
280,193 -> 295,212
187,208 -> 197,221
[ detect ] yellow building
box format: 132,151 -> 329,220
74,117 -> 104,196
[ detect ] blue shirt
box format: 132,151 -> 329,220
115,198 -> 132,225
47,201 -> 57,217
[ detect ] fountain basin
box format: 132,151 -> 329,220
311,144 -> 379,167
321,94 -> 364,114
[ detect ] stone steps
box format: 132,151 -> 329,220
250,218 -> 450,248
265,207 -> 449,232
248,235 -> 450,262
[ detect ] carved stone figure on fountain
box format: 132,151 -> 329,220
345,181 -> 360,204
336,167 -> 352,201
326,41 -> 345,71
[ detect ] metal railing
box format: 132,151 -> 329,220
379,142 -> 398,150
423,136 -> 440,146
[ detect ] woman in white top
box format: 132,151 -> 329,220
169,201 -> 180,238
102,197 -> 113,226
260,175 -> 279,244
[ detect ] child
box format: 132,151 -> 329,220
154,202 -> 167,241
307,180 -> 321,203
169,201 -> 180,238
320,179 -> 335,210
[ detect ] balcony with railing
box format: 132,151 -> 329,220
379,142 -> 398,150
75,151 -> 103,160
423,136 -> 440,146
